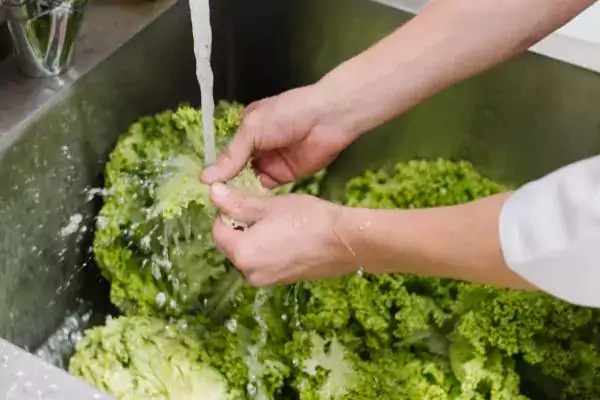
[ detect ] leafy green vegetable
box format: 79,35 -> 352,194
345,159 -> 505,209
287,274 -> 527,399
79,101 -> 600,400
328,158 -> 600,399
93,102 -> 265,319
68,315 -> 243,400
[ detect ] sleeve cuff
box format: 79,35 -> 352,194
499,156 -> 600,308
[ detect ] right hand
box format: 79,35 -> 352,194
201,84 -> 356,188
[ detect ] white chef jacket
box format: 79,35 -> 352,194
499,155 -> 600,307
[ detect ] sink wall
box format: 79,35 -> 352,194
227,0 -> 600,200
0,0 -> 202,350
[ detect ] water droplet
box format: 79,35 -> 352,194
156,292 -> 166,308
151,263 -> 161,280
60,214 -> 83,237
140,235 -> 151,250
247,382 -> 257,396
226,319 -> 238,332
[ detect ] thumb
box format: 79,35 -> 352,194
202,130 -> 253,183
210,182 -> 268,226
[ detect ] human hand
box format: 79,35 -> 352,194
201,84 -> 358,188
209,182 -> 358,286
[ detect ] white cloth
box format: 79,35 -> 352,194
499,155 -> 600,307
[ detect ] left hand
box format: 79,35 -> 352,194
209,182 -> 357,286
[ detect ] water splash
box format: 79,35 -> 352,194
244,288 -> 271,400
59,214 -> 83,237
35,306 -> 94,369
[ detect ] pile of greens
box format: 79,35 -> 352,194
70,102 -> 600,399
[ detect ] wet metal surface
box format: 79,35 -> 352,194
0,338 -> 112,399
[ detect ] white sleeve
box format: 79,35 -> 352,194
499,155 -> 600,308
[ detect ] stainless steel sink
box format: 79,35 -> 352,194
1,0 -> 600,398
0,0 -> 201,397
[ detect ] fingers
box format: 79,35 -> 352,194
210,185 -> 267,286
202,99 -> 273,183
245,97 -> 271,114
202,130 -> 254,183
211,220 -> 275,287
210,183 -> 267,226
212,217 -> 243,258
256,173 -> 280,189
211,217 -> 264,286
252,149 -> 298,185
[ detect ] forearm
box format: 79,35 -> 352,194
317,0 -> 595,137
338,192 -> 536,290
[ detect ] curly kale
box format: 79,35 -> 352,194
93,102 -> 265,319
81,100 -> 600,400
334,158 -> 600,399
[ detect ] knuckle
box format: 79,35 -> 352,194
214,150 -> 233,171
232,197 -> 245,213
243,112 -> 262,134
225,196 -> 249,222
219,146 -> 235,163
245,100 -> 262,114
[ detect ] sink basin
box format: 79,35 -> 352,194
1,0 -> 600,398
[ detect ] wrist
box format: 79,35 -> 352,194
312,68 -> 372,141
331,205 -> 383,272
335,194 -> 534,290
329,204 -> 361,270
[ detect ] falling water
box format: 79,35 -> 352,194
244,288 -> 272,400
188,3 -> 273,399
189,0 -> 217,166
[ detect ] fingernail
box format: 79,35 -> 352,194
211,182 -> 230,200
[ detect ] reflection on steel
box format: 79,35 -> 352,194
4,0 -> 87,77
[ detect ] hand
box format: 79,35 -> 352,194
201,84 -> 357,188
209,182 -> 357,286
